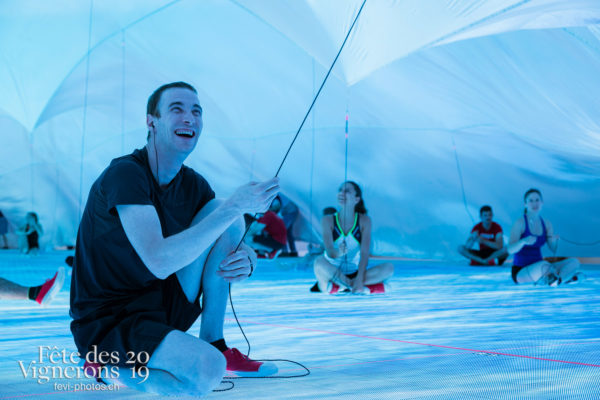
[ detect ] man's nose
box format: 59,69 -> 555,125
182,110 -> 196,124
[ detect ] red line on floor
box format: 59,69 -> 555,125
276,354 -> 466,373
230,319 -> 600,368
237,297 -> 600,320
0,391 -> 76,399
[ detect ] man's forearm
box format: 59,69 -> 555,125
480,239 -> 503,250
149,201 -> 242,278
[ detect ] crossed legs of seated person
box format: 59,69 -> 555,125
458,245 -> 507,266
313,255 -> 393,294
512,258 -> 581,286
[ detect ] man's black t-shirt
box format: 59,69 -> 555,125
70,147 -> 215,362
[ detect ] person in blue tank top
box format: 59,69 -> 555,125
313,181 -> 394,294
487,188 -> 581,285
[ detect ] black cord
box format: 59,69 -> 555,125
229,283 -> 252,356
274,0 -> 367,178
213,380 -> 235,392
559,237 -> 600,246
227,360 -> 311,380
233,0 -> 368,249
451,136 -> 475,225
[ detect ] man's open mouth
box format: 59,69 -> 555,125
175,129 -> 195,138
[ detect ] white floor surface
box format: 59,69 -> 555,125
1,251 -> 599,399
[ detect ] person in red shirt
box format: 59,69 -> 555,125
458,205 -> 507,266
247,197 -> 287,257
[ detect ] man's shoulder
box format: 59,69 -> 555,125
105,149 -> 146,175
488,221 -> 502,233
180,165 -> 210,186
89,149 -> 150,198
471,222 -> 483,231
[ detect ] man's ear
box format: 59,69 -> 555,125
146,115 -> 156,130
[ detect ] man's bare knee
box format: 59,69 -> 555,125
148,331 -> 226,395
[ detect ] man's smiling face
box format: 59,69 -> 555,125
149,87 -> 203,157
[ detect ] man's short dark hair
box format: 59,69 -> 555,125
480,205 -> 492,215
146,82 -> 198,140
147,81 -> 197,117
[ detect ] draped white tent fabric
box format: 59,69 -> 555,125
1,0 -> 599,258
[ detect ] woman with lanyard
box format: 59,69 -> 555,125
488,188 -> 582,285
313,181 -> 394,294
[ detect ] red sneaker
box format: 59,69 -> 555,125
365,282 -> 386,294
223,348 -> 278,377
36,267 -> 65,306
267,249 -> 282,259
327,282 -> 340,294
83,361 -> 107,383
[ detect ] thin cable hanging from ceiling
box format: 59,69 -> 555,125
452,135 -> 476,225
120,29 -> 126,155
78,0 -> 94,220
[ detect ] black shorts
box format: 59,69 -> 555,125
467,248 -> 494,259
467,248 -> 508,266
73,274 -> 202,367
346,271 -> 358,279
512,266 -> 524,284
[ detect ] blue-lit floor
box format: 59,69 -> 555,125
1,251 -> 599,399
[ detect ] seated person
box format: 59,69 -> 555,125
486,188 -> 582,286
70,82 -> 279,396
277,194 -> 299,257
246,196 -> 287,258
16,212 -> 43,254
458,205 -> 507,266
313,181 -> 393,294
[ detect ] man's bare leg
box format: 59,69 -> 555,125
103,199 -> 245,395
0,278 -> 28,300
174,199 -> 244,343
480,247 -> 509,266
457,245 -> 488,265
199,216 -> 244,343
105,330 -> 226,396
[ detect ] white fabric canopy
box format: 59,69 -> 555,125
1,0 -> 599,257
